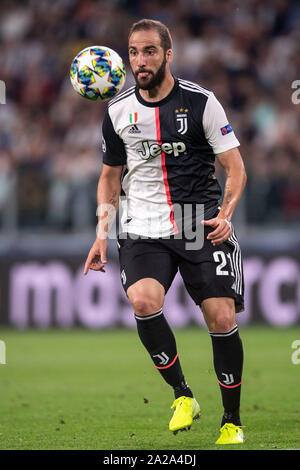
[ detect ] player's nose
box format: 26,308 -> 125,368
136,52 -> 147,67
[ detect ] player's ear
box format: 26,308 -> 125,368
166,49 -> 173,63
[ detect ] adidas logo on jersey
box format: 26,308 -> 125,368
128,124 -> 141,134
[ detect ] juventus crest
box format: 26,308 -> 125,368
175,108 -> 188,135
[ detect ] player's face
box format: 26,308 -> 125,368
128,29 -> 171,90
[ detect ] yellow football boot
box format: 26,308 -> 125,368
215,423 -> 244,444
169,396 -> 200,434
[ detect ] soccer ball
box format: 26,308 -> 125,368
70,46 -> 126,101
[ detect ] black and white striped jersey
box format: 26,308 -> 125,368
102,77 -> 240,238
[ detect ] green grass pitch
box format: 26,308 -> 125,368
0,326 -> 300,450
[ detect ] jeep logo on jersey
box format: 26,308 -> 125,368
138,141 -> 186,160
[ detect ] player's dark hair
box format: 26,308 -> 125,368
128,19 -> 172,52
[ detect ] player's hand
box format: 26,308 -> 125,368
83,238 -> 107,275
202,216 -> 232,246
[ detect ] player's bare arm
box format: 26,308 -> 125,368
203,147 -> 247,246
83,164 -> 123,275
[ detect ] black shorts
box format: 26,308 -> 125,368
117,225 -> 244,313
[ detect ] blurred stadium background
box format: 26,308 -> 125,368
0,0 -> 300,331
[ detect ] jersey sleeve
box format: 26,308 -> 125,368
202,92 -> 240,155
102,109 -> 127,166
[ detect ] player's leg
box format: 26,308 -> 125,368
201,297 -> 244,434
178,227 -> 245,442
127,277 -> 200,433
127,277 -> 193,399
118,234 -> 201,433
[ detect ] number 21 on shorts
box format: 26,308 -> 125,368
213,250 -> 234,276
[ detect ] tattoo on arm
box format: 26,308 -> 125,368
223,179 -> 233,207
109,191 -> 117,207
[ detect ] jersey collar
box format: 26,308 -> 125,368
135,76 -> 179,107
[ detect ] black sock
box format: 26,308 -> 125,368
210,325 -> 243,426
135,309 -> 193,399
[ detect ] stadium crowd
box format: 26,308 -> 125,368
0,0 -> 299,231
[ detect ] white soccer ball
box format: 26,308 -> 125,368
70,45 -> 126,101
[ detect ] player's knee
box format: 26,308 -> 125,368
127,279 -> 165,316
207,310 -> 235,333
130,295 -> 162,316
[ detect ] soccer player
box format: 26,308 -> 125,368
84,19 -> 247,445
